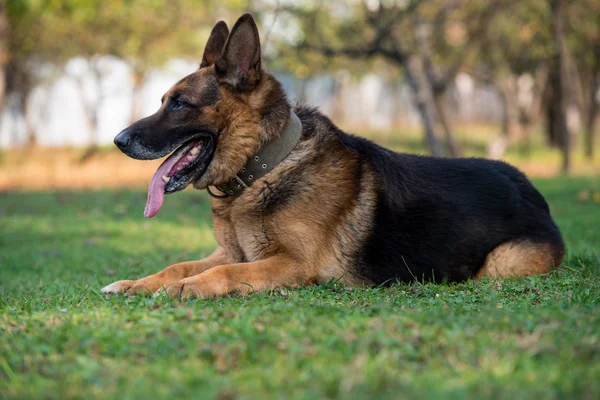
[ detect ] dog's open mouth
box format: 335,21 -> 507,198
145,135 -> 214,218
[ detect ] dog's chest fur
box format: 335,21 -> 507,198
208,127 -> 378,285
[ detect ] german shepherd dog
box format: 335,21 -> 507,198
102,14 -> 565,299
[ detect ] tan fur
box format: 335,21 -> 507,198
101,247 -> 228,295
158,156 -> 378,299
476,241 -> 565,279
194,129 -> 378,294
193,76 -> 287,188
161,256 -> 314,299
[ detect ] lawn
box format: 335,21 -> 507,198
1,177 -> 599,399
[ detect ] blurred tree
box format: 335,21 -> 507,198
4,0 -> 38,144
0,1 -> 8,114
261,3 -> 380,127
3,0 -> 243,146
412,1 -> 503,157
548,0 -> 571,174
481,0 -> 585,173
481,1 -> 553,159
291,0 -> 504,157
567,0 -> 600,160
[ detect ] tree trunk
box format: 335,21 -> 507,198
0,1 -> 8,113
584,72 -> 599,160
5,59 -> 36,147
401,59 -> 445,157
500,90 -> 509,137
89,59 -> 102,146
0,4 -> 10,143
585,92 -> 598,160
550,0 -> 571,174
488,75 -> 519,159
330,73 -> 345,124
130,72 -> 145,124
487,87 -> 510,160
413,20 -> 452,157
432,90 -> 462,157
73,58 -> 103,162
519,112 -> 533,159
298,78 -> 308,105
524,67 -> 548,158
543,76 -> 559,149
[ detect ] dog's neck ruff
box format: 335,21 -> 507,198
208,111 -> 302,198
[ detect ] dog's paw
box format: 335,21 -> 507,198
155,280 -> 202,300
101,279 -> 157,296
100,280 -> 136,294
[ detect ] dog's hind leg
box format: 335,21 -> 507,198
101,247 -> 228,295
475,240 -> 565,279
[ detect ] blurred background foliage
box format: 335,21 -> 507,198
0,0 -> 598,178
2,4 -> 600,399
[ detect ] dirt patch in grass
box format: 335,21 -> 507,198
1,147 -> 161,190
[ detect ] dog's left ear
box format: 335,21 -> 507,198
215,13 -> 262,90
200,21 -> 229,68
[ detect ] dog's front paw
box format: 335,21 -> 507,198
155,279 -> 202,300
101,278 -> 159,296
100,280 -> 136,294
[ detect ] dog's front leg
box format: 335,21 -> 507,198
159,255 -> 317,299
101,247 -> 228,295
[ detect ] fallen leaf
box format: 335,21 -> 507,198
578,190 -> 590,201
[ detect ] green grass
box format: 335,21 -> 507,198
1,177 -> 599,399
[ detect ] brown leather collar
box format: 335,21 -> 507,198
207,111 -> 303,198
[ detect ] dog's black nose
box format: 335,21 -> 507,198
114,130 -> 130,150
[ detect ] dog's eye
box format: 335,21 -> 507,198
173,100 -> 184,110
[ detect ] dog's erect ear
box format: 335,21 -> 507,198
215,13 -> 262,90
200,21 -> 230,68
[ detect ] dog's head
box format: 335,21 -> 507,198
114,14 -> 289,217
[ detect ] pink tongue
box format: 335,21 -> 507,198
144,149 -> 187,218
